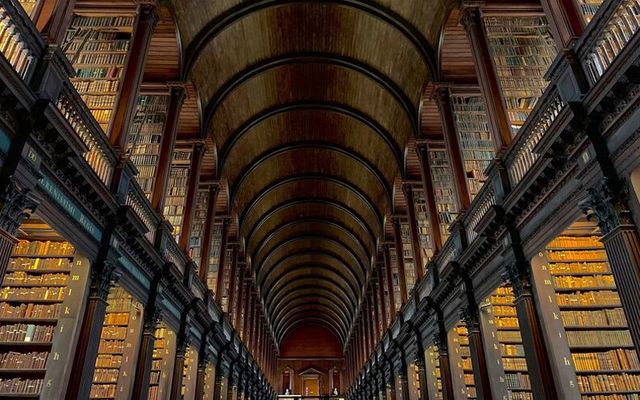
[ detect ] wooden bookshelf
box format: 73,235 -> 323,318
389,246 -> 402,314
400,222 -> 416,293
483,15 -> 557,136
181,346 -> 198,400
537,224 -> 640,398
220,247 -> 234,313
425,343 -> 443,400
448,324 -> 476,399
63,14 -> 136,134
206,223 -> 223,291
412,188 -> 436,261
163,148 -> 193,242
188,189 -> 210,270
148,324 -> 176,400
450,93 -> 495,199
410,363 -> 421,400
202,362 -> 215,400
485,285 -> 533,400
126,92 -> 169,200
0,239 -> 88,398
90,286 -> 143,400
427,146 -> 458,239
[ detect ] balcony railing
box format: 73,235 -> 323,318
125,182 -> 157,243
505,89 -> 566,186
55,84 -> 116,186
165,237 -> 186,274
464,183 -> 497,244
0,1 -> 41,82
583,0 -> 640,83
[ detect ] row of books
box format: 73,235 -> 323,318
8,257 -> 71,272
90,384 -> 117,399
560,309 -> 628,327
0,351 -> 47,369
556,291 -> 621,307
503,357 -> 528,370
80,94 -> 115,109
13,241 -> 74,256
580,395 -> 640,400
92,368 -> 119,383
3,272 -> 68,286
100,326 -> 127,340
550,262 -> 610,275
0,324 -> 54,343
0,303 -> 60,319
505,372 -> 531,390
577,373 -> 640,393
65,40 -> 129,53
98,340 -> 124,354
104,312 -> 130,326
0,377 -> 43,394
94,354 -> 122,368
549,250 -> 608,261
0,287 -> 65,301
554,275 -> 616,289
566,330 -> 633,348
75,53 -> 127,66
501,343 -> 525,357
74,67 -> 121,79
549,236 -> 602,248
70,16 -> 135,29
572,349 -> 640,371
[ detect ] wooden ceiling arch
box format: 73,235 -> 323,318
167,0 -> 455,347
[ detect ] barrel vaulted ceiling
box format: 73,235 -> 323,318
168,0 -> 454,348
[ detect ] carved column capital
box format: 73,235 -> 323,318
460,6 -> 482,31
90,261 -> 121,300
0,179 -> 38,235
580,177 -> 633,235
502,262 -> 532,298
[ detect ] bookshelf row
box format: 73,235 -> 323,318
164,149 -> 193,242
426,148 -> 458,241
412,188 -> 437,261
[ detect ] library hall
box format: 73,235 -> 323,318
1,0 -> 640,399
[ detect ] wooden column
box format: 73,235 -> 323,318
391,217 -> 408,304
394,368 -> 409,400
109,2 -> 159,151
505,261 -> 559,399
195,353 -> 211,400
583,179 -> 640,354
376,262 -> 388,328
170,336 -> 189,400
382,245 -> 396,318
213,360 -> 228,400
199,183 -> 220,281
414,353 -> 429,400
130,281 -> 162,400
433,86 -> 471,211
540,0 -> 584,49
386,368 -> 396,400
401,183 -> 424,280
234,262 -> 245,329
460,6 -> 512,149
214,218 -> 230,304
434,331 -> 455,400
151,85 -> 186,212
35,0 -> 76,45
242,281 -> 252,342
226,244 -> 239,316
461,305 -> 493,400
415,143 -> 443,251
371,284 -> 381,340
65,262 -> 120,400
179,143 -> 205,251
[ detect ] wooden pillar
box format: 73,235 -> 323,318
179,143 -> 205,251
505,260 -> 559,400
213,361 -> 228,400
382,245 -> 396,319
401,183 -> 424,280
195,353 -> 211,400
35,0 -> 76,45
394,368 -> 409,400
386,368 -> 396,400
170,336 -> 189,400
583,179 -> 640,355
130,281 -> 162,400
458,271 -> 494,400
433,86 -> 472,210
109,2 -> 158,151
371,284 -> 381,340
415,143 -> 443,251
65,262 -> 120,400
199,183 -> 220,281
434,331 -> 455,400
460,7 -> 512,149
235,262 -> 245,329
376,262 -> 388,329
414,354 -> 429,400
226,244 -> 239,316
540,0 -> 584,49
151,85 -> 186,212
214,218 -> 230,304
391,218 -> 408,304
242,282 -> 252,342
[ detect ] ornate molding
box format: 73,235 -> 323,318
580,177 -> 633,235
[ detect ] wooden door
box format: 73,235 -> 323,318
303,377 -> 319,396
